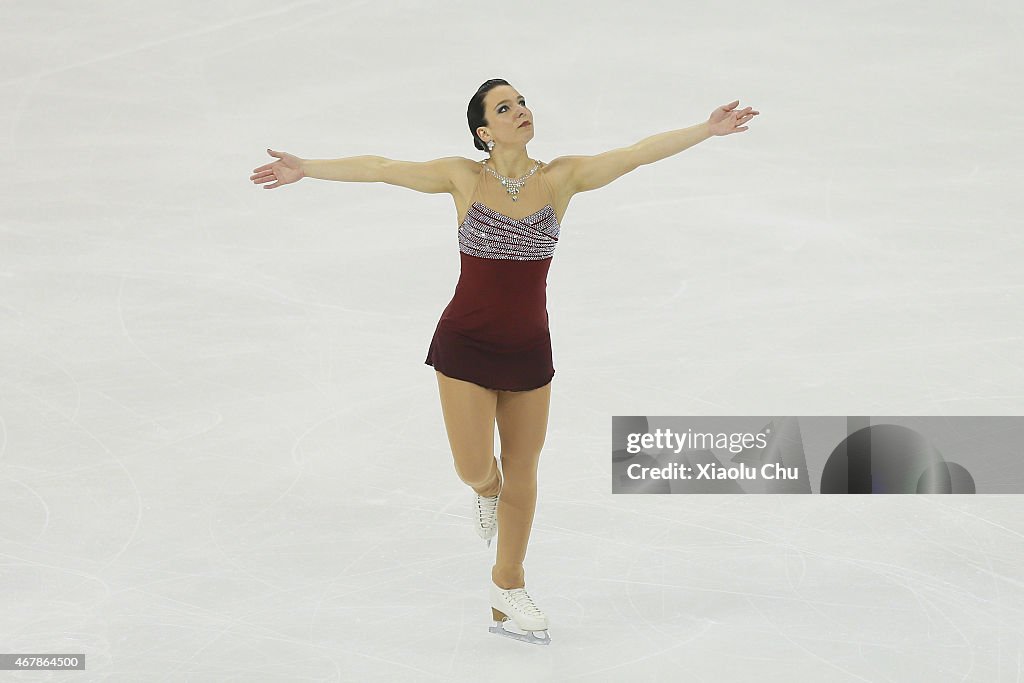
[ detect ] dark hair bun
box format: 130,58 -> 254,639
467,78 -> 511,153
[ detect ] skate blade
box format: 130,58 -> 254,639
489,621 -> 551,645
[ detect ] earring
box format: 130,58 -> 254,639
486,140 -> 495,151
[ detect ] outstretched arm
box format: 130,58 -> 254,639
300,155 -> 465,194
251,149 -> 466,193
551,100 -> 758,195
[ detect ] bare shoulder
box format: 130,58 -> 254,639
449,156 -> 484,198
542,156 -> 576,189
541,156 -> 581,208
450,156 -> 483,183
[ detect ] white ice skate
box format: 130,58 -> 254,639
488,581 -> 551,645
474,489 -> 499,547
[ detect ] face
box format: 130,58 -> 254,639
478,85 -> 534,148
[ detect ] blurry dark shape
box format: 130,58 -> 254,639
917,461 -> 975,493
821,423 -> 952,493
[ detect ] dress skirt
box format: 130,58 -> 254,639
426,323 -> 554,392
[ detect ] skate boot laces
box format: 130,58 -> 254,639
505,588 -> 545,619
475,493 -> 499,532
475,478 -> 501,545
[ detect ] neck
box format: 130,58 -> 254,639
486,147 -> 533,177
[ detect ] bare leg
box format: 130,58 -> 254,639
492,379 -> 552,590
434,370 -> 503,498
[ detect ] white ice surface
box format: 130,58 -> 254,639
1,0 -> 1022,681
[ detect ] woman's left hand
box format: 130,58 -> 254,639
708,100 -> 759,136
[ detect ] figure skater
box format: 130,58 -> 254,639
249,78 -> 758,645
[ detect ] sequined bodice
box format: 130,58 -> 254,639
458,201 -> 560,261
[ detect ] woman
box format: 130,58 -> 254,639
250,78 -> 758,645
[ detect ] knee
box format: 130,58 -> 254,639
452,454 -> 497,488
499,450 -> 541,475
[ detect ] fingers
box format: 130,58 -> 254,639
727,104 -> 758,114
250,170 -> 275,183
252,153 -> 283,186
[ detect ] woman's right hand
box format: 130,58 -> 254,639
250,148 -> 304,189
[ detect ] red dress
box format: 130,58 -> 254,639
425,159 -> 561,391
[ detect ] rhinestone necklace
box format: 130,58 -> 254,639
482,159 -> 541,201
